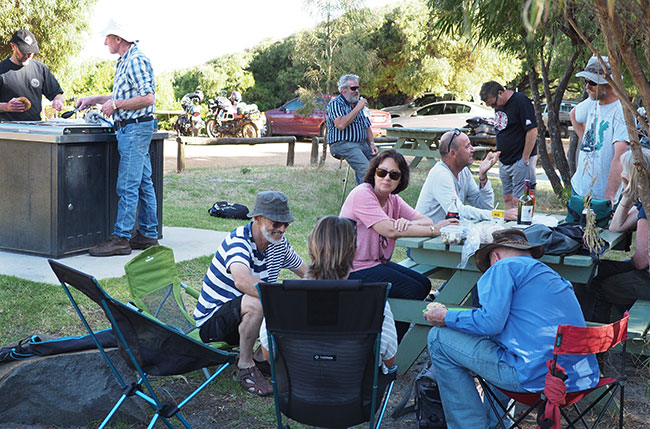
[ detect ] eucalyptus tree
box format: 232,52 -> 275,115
0,0 -> 96,74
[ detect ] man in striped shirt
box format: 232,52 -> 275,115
194,191 -> 307,396
77,24 -> 158,256
326,74 -> 378,184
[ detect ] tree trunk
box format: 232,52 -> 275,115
528,61 -> 564,195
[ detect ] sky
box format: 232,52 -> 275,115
79,0 -> 397,74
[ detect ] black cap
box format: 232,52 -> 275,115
10,29 -> 40,54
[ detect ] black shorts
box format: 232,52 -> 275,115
198,295 -> 243,345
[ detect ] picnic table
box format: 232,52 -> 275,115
385,127 -> 492,169
388,222 -> 649,375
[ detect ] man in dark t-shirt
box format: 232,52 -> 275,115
480,81 -> 538,210
0,29 -> 64,121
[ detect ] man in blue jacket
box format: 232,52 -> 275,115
424,229 -> 600,428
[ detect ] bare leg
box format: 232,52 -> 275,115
237,295 -> 264,369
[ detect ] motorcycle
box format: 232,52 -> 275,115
205,96 -> 266,138
175,91 -> 205,136
465,116 -> 496,139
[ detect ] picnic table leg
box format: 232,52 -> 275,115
395,324 -> 431,375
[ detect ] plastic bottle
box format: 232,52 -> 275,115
446,197 -> 460,220
517,180 -> 534,225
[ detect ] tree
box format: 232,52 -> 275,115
429,0 -> 599,197
370,0 -> 521,107
0,0 -> 96,74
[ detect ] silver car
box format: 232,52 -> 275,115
381,93 -> 440,118
391,101 -> 494,129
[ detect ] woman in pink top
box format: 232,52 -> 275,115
340,149 -> 457,340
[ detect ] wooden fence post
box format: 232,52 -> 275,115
176,136 -> 185,172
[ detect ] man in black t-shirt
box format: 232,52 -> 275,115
0,29 -> 64,121
480,81 -> 538,210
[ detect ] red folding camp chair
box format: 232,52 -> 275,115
478,313 -> 628,429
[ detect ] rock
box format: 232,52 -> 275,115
0,348 -> 147,427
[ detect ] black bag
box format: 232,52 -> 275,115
566,195 -> 613,228
0,329 -> 116,364
209,201 -> 249,220
391,363 -> 446,429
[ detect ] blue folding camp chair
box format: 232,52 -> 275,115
257,279 -> 396,429
49,259 -> 237,429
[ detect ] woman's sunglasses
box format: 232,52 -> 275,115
375,168 -> 402,180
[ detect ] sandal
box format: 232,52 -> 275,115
238,365 -> 273,397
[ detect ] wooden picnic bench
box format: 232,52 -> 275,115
388,225 -> 649,375
175,135 -> 298,172
385,127 -> 493,169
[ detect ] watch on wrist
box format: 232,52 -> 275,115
430,225 -> 436,236
112,99 -> 117,110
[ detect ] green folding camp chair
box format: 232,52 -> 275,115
124,245 -> 226,348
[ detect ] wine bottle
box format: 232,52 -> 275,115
446,197 -> 460,220
517,180 -> 533,225
529,183 -> 536,215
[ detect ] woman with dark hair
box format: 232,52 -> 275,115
340,149 -> 457,340
259,216 -> 398,371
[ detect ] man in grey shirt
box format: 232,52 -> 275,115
416,130 -> 517,223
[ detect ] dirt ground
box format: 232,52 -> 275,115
156,138 -> 650,429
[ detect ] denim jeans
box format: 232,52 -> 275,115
428,327 -> 526,429
113,120 -> 158,239
329,141 -> 372,185
349,261 -> 431,341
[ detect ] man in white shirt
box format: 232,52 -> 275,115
570,56 -> 629,203
416,129 -> 517,223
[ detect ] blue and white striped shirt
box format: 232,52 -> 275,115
326,94 -> 371,144
193,222 -> 304,326
112,43 -> 155,122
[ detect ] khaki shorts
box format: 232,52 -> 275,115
499,155 -> 537,197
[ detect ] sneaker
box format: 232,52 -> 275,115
89,235 -> 132,257
129,231 -> 159,250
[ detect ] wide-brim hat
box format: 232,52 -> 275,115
474,228 -> 545,272
102,20 -> 139,43
248,191 -> 295,223
11,29 -> 39,54
575,56 -> 613,85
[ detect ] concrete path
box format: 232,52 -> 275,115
0,226 -> 226,284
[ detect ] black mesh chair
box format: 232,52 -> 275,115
48,259 -> 237,429
257,279 -> 396,429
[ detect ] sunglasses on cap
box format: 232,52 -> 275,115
585,79 -> 599,87
375,168 -> 402,180
347,86 -> 360,91
444,128 -> 462,153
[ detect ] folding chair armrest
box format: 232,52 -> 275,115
181,282 -> 200,300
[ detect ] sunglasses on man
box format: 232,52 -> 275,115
585,79 -> 599,87
347,86 -> 360,91
444,128 -> 462,153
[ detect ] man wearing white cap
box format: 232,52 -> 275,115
0,29 -> 64,121
570,56 -> 629,202
77,24 -> 158,256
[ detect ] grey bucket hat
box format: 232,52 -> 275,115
576,56 -> 613,85
248,191 -> 295,223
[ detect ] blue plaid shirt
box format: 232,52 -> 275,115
326,94 -> 371,144
112,44 -> 155,122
